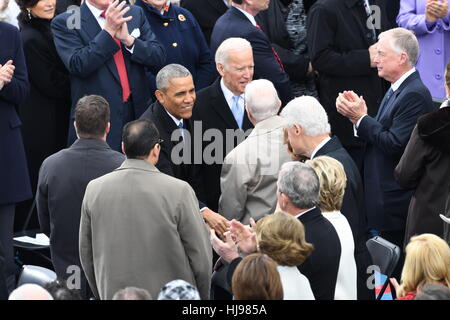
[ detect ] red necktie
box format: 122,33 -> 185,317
101,11 -> 131,102
255,24 -> 285,72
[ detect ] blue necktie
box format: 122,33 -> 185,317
178,121 -> 184,141
377,88 -> 394,120
231,95 -> 244,129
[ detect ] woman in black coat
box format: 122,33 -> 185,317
15,0 -> 71,223
395,63 -> 450,247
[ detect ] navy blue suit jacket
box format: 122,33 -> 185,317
210,6 -> 293,106
357,71 -> 434,231
0,22 -> 32,205
51,3 -> 166,151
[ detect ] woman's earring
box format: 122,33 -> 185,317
27,8 -> 31,19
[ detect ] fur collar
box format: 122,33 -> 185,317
417,103 -> 450,153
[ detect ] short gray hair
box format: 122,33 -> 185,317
215,37 -> 252,66
280,96 -> 331,136
156,64 -> 192,91
379,27 -> 419,66
277,162 -> 320,209
112,287 -> 152,300
245,79 -> 280,122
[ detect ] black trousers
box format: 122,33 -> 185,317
0,204 -> 16,293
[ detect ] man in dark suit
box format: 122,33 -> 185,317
52,0 -> 166,151
210,0 -> 293,106
307,0 -> 390,168
192,37 -> 254,216
281,95 -> 373,300
36,95 -> 125,298
337,27 -> 434,277
181,0 -> 228,45
0,21 -> 31,293
139,64 -> 228,236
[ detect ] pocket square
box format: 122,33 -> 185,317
131,28 -> 141,39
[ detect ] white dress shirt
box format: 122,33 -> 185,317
310,137 -> 332,159
220,78 -> 245,115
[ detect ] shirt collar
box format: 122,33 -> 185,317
391,68 -> 416,92
86,0 -> 104,20
220,78 -> 244,108
234,6 -> 257,26
164,108 -> 183,128
294,206 -> 317,219
311,136 -> 331,159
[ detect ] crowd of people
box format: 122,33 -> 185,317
1,0 -> 450,300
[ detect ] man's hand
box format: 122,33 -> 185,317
202,209 -> 229,238
210,230 -> 239,263
0,60 -> 15,91
336,90 -> 368,124
229,219 -> 257,255
103,0 -> 132,38
369,43 -> 378,68
115,21 -> 135,47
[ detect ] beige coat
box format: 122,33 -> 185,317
80,159 -> 212,300
219,116 -> 291,223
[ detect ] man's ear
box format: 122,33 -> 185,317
293,124 -> 304,136
155,89 -> 165,105
216,62 -> 225,77
121,142 -> 125,155
105,122 -> 111,135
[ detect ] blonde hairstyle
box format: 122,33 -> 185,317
305,156 -> 347,212
232,253 -> 283,300
256,211 -> 313,266
398,234 -> 450,297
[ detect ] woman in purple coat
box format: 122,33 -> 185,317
397,0 -> 450,99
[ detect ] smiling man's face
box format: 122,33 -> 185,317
156,76 -> 196,120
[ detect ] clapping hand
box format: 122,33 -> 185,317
0,60 -> 15,91
336,90 -> 368,124
103,1 -> 132,39
426,0 -> 449,22
229,218 -> 257,255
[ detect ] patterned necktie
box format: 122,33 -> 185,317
377,88 -> 394,120
178,121 -> 184,141
231,95 -> 244,129
362,0 -> 377,42
255,24 -> 285,72
101,10 -> 131,102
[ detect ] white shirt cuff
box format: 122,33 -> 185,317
125,44 -> 135,54
353,115 -> 368,137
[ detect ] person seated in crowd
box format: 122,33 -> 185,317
395,61 -> 450,246
256,212 -> 315,300
15,0 -> 71,226
192,37 -> 254,227
8,284 -> 53,300
210,0 -> 294,106
135,0 -> 214,96
397,0 -> 450,100
113,287 -> 153,300
415,283 -> 450,300
219,79 -> 291,224
306,156 -> 357,300
281,96 -> 373,299
139,64 -> 225,232
390,233 -> 450,300
79,119 -> 212,300
157,279 -> 201,300
232,253 -> 283,300
44,280 -> 82,300
36,95 -> 125,299
255,0 -> 317,98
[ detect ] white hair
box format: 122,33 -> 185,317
215,37 -> 252,66
9,284 -> 54,300
378,27 -> 419,66
245,79 -> 280,122
280,96 -> 331,136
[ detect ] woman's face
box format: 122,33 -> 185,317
30,0 -> 56,20
143,0 -> 166,10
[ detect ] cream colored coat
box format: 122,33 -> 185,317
80,159 -> 212,300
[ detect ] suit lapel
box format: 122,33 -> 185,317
155,101 -> 180,148
313,137 -> 340,158
81,3 -> 121,84
210,79 -> 240,129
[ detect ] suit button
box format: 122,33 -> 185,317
172,42 -> 178,47
436,74 -> 442,80
435,48 -> 442,55
163,22 -> 169,27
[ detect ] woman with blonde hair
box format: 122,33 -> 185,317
391,233 -> 450,300
256,211 -> 315,300
306,156 -> 357,299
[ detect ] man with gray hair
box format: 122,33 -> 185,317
336,27 -> 434,277
192,37 -> 254,233
219,79 -> 291,224
140,63 -> 225,236
281,95 -> 373,299
277,161 -> 341,300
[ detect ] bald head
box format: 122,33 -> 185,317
9,284 -> 54,300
